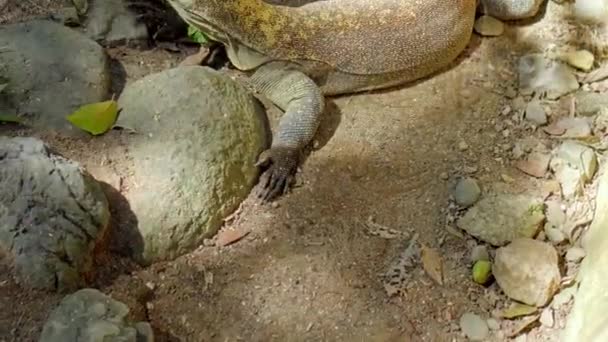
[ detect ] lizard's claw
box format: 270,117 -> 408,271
254,146 -> 299,202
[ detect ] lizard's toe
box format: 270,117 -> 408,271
255,146 -> 298,202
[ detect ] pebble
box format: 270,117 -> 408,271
493,238 -> 561,306
545,225 -> 567,244
458,141 -> 469,151
474,15 -> 505,36
525,100 -> 547,125
555,141 -> 598,180
440,172 -> 449,180
540,308 -> 554,327
470,245 -> 490,263
545,200 -> 566,227
486,318 -> 500,331
565,50 -> 595,71
453,177 -> 482,208
456,193 -> 545,246
459,313 -> 489,341
565,247 -> 586,262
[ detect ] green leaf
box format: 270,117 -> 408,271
187,25 -> 209,44
66,100 -> 118,135
0,114 -> 21,123
501,303 -> 537,319
472,260 -> 492,285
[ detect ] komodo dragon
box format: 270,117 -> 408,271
164,0 -> 545,201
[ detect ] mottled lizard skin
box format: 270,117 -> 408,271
165,0 -> 544,201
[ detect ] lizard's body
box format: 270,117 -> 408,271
165,0 -> 546,200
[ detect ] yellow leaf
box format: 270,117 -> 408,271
501,302 -> 537,319
66,100 -> 118,135
421,245 -> 443,285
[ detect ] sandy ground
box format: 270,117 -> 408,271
1,1 -> 600,341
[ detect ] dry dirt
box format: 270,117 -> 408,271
0,1 -> 597,341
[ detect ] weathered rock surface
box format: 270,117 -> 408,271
0,137 -> 110,291
453,177 -> 481,208
39,288 -> 153,342
0,20 -> 111,133
493,238 -> 561,307
456,193 -> 545,246
480,0 -> 545,20
115,66 -> 269,264
564,168 -> 608,342
460,313 -> 489,341
575,91 -> 608,117
82,0 -> 148,45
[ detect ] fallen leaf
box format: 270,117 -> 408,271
66,100 -> 118,135
216,227 -> 250,247
515,152 -> 551,178
187,25 -> 210,44
472,260 -> 492,285
543,122 -> 566,136
0,114 -> 21,123
421,245 -> 443,285
501,302 -> 538,319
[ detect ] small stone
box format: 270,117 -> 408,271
460,313 -> 489,341
486,318 -> 500,331
540,308 -> 554,328
525,100 -> 547,125
493,238 -> 561,306
545,200 -> 566,227
557,117 -> 593,138
575,91 -> 608,116
565,247 -> 586,262
459,141 -> 469,151
545,225 -> 567,244
453,177 -> 482,208
565,50 -> 595,71
470,245 -> 490,263
440,172 -> 449,180
552,286 -> 575,309
474,15 -> 505,36
456,193 -> 545,246
39,289 -> 153,342
555,141 -> 598,180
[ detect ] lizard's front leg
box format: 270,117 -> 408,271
248,62 -> 325,202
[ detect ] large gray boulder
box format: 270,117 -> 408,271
39,288 -> 153,342
563,169 -> 608,342
116,66 -> 269,264
0,20 -> 111,133
0,137 -> 110,291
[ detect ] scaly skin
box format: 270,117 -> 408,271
165,0 -> 544,201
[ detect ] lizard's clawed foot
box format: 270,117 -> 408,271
254,146 -> 299,202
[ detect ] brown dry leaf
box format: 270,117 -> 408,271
515,152 -> 551,178
216,227 -> 250,247
421,245 -> 443,285
543,122 -> 566,136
